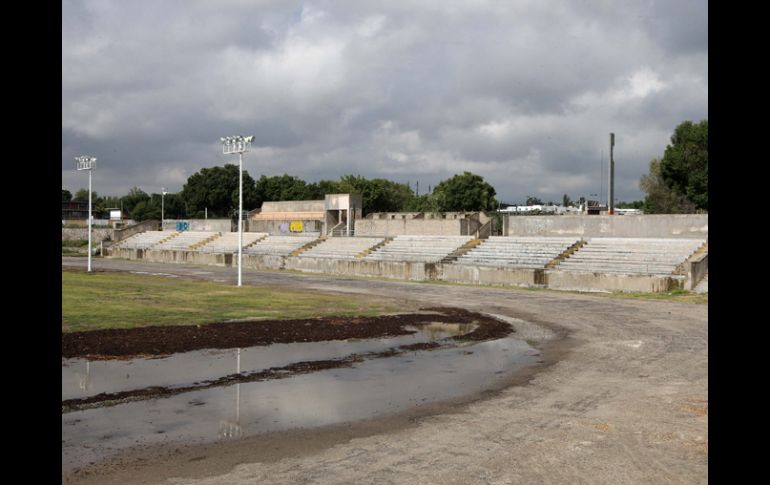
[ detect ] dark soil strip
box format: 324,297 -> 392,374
62,307 -> 511,360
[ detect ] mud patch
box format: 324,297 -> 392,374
62,307 -> 510,360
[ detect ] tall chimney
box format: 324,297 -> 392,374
609,133 -> 615,215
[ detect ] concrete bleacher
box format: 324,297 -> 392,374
363,235 -> 473,263
299,237 -> 384,260
152,231 -> 220,251
555,237 -> 705,275
243,235 -> 319,256
113,231 -> 179,250
455,236 -> 579,269
196,232 -> 268,253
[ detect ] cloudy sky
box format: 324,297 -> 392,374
62,0 -> 707,205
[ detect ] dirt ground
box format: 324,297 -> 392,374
62,257 -> 708,484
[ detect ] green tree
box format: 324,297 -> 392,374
640,159 -> 697,214
405,193 -> 439,212
337,175 -> 413,214
121,187 -> 150,218
180,165 -> 259,218
658,119 -> 708,211
62,189 -> 72,203
254,174 -> 317,203
73,188 -> 96,203
431,172 -> 497,212
525,196 -> 543,206
562,194 -> 572,207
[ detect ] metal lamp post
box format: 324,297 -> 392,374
161,187 -> 167,230
221,135 -> 254,287
75,156 -> 97,272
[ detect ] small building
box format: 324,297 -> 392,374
247,194 -> 363,236
62,201 -> 89,220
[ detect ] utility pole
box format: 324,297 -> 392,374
608,133 -> 615,215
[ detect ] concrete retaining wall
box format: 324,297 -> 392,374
62,228 -> 113,242
686,253 -> 708,290
439,264 -> 542,287
113,220 -> 160,242
504,214 -> 708,239
285,257 -> 432,281
545,270 -> 684,293
107,248 -> 234,266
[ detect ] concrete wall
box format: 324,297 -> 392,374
545,270 -> 685,293
247,219 -> 322,235
325,193 -> 363,211
504,214 -> 708,239
285,257 -> 433,281
686,253 -> 708,290
439,264 -> 542,287
107,247 -> 230,266
112,220 -> 160,242
162,219 -> 232,232
62,228 -> 113,242
355,219 -> 467,236
261,200 -> 326,213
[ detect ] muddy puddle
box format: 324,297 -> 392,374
62,311 -> 541,473
62,323 -> 475,401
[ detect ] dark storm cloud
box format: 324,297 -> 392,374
62,0 -> 707,204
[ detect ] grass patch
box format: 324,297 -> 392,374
62,271 -> 405,332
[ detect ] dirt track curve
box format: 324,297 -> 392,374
62,257 -> 708,485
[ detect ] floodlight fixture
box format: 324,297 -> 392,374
74,155 -> 97,272
222,135 -> 253,155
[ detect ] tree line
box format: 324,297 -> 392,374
63,170 -> 499,222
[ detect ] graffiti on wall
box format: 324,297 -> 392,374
290,221 -> 304,233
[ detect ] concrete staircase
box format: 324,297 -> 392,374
673,241 -> 708,276
190,233 -> 222,250
290,237 -> 327,257
243,234 -> 269,249
545,239 -> 587,269
441,239 -> 482,264
356,237 -> 393,259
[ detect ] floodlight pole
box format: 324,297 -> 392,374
238,151 -> 243,286
75,156 -> 97,272
161,187 -> 166,231
221,135 -> 254,287
88,169 -> 92,271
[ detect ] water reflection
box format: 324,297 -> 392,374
218,349 -> 242,439
75,360 -> 91,392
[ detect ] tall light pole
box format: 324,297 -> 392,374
75,156 -> 97,272
161,187 -> 167,230
221,135 -> 254,287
